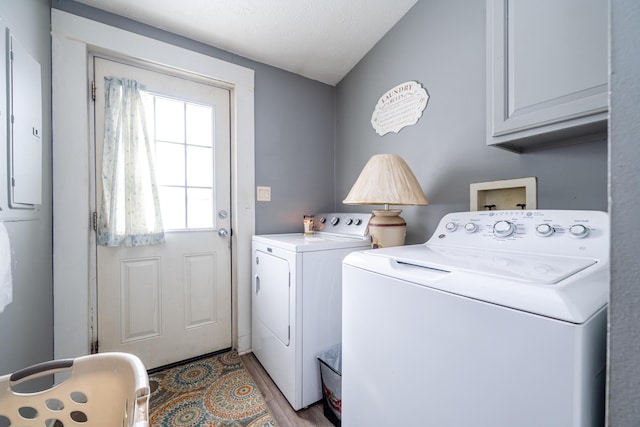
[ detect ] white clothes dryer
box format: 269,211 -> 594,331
342,210 -> 608,427
252,212 -> 371,410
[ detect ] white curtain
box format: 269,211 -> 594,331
97,77 -> 165,247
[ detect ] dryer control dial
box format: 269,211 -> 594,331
445,222 -> 458,232
493,220 -> 516,238
569,224 -> 589,238
535,224 -> 555,237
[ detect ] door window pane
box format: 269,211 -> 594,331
159,186 -> 186,230
146,93 -> 215,230
155,97 -> 184,143
187,146 -> 213,187
156,142 -> 185,186
187,188 -> 213,229
186,104 -> 213,147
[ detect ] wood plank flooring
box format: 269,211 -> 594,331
241,352 -> 335,427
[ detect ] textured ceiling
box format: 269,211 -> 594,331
72,0 -> 418,85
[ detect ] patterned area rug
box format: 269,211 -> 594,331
149,351 -> 277,426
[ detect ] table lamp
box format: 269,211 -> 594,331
343,153 -> 428,248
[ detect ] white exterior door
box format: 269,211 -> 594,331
93,57 -> 232,369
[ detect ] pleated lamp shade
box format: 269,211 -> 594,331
343,154 -> 428,248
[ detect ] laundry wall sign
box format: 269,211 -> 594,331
371,81 -> 429,136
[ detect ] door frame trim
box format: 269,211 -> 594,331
52,9 -> 255,359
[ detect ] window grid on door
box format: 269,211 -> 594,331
144,92 -> 215,230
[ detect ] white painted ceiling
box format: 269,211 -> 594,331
73,0 -> 418,86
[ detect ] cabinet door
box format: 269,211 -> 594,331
487,0 -> 608,150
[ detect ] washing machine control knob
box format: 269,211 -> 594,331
346,218 -> 354,225
330,217 -> 340,226
493,220 -> 515,237
354,218 -> 363,226
569,224 -> 589,238
535,223 -> 555,237
464,223 -> 478,233
445,222 -> 457,232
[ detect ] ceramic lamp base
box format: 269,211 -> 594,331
369,209 -> 406,248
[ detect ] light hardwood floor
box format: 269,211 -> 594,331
241,352 -> 335,427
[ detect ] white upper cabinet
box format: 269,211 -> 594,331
486,0 -> 608,151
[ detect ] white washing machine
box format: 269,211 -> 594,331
342,210 -> 608,427
252,212 -> 371,410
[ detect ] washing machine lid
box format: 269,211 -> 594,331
253,233 -> 370,252
344,244 -> 607,324
390,244 -> 597,284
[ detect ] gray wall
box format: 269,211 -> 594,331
608,0 -> 640,424
335,0 -> 608,244
0,0 -> 53,376
52,0 -> 336,236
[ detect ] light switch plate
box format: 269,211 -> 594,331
257,186 -> 271,202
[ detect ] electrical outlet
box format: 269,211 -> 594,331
257,186 -> 271,202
